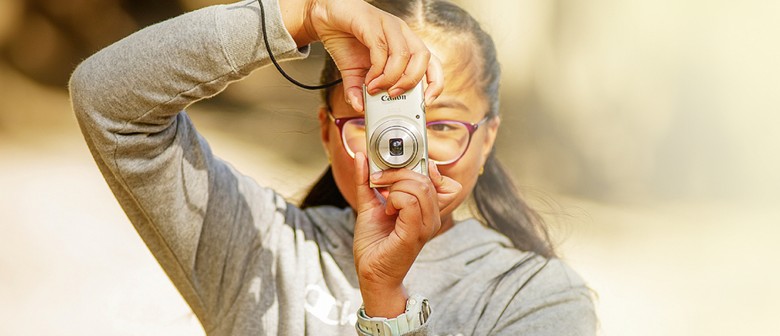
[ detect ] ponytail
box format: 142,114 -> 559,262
473,154 -> 556,258
300,166 -> 349,209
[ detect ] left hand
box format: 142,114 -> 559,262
280,0 -> 444,112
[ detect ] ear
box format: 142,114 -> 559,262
318,106 -> 332,158
318,106 -> 330,143
481,115 -> 501,163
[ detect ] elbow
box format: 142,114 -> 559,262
68,59 -> 95,122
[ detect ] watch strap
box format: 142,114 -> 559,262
356,294 -> 430,336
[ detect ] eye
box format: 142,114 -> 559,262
428,122 -> 458,132
347,118 -> 366,129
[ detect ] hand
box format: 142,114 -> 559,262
352,153 -> 461,317
280,0 -> 444,112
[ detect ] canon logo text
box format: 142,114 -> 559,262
380,94 -> 407,102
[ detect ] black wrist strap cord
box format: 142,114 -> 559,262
258,0 -> 343,90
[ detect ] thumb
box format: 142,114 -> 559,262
354,152 -> 381,211
428,161 -> 462,208
429,161 -> 460,193
341,68 -> 368,112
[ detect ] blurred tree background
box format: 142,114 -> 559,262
2,0 -> 778,204
1,1 -> 779,335
1,0 -> 183,86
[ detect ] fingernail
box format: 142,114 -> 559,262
389,88 -> 404,97
352,100 -> 363,112
366,79 -> 380,94
370,171 -> 383,181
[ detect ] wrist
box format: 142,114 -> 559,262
278,0 -> 318,47
356,294 -> 432,336
360,284 -> 408,318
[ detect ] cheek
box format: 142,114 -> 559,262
327,127 -> 358,209
436,134 -> 488,213
443,131 -> 485,178
438,157 -> 481,213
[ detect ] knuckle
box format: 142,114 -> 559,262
418,49 -> 431,60
418,184 -> 431,195
395,76 -> 414,88
374,38 -> 389,52
453,185 -> 463,195
395,48 -> 411,59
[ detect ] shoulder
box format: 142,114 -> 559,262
453,220 -> 591,297
486,255 -> 598,335
515,257 -> 592,301
453,221 -> 597,334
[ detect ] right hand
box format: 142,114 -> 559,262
280,0 -> 444,112
351,153 -> 462,317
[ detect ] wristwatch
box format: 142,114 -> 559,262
355,294 -> 431,336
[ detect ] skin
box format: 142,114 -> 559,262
281,0 -> 501,318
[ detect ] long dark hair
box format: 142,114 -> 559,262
301,0 -> 555,258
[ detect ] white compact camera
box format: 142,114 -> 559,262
364,81 -> 429,188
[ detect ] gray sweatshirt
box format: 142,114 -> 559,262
69,0 -> 597,335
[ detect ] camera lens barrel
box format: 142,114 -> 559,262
371,120 -> 422,168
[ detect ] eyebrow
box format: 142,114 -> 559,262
427,98 -> 469,111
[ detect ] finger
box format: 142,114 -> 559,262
370,169 -> 437,221
370,168 -> 431,191
387,179 -> 438,227
428,160 -> 445,187
387,28 -> 431,95
344,85 -> 364,112
424,55 -> 445,106
328,38 -> 371,112
385,188 -> 431,245
361,22 -> 390,88
429,162 -> 461,195
385,189 -> 417,217
367,19 -> 411,94
373,168 -> 438,221
354,152 -> 381,211
341,70 -> 368,112
427,162 -> 463,211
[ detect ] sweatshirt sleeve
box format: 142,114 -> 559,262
69,0 -> 308,332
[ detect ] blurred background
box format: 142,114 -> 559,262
1,0 -> 779,335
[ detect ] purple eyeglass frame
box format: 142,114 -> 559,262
327,110 -> 489,165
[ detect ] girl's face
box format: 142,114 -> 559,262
318,36 -> 501,220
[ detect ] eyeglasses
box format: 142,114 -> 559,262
327,110 -> 489,165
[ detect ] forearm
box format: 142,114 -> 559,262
70,0 -> 308,142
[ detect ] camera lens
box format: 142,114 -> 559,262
370,121 -> 422,168
389,138 -> 404,156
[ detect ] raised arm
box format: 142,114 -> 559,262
69,0 -> 309,330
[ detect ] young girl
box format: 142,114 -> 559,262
70,0 -> 596,335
